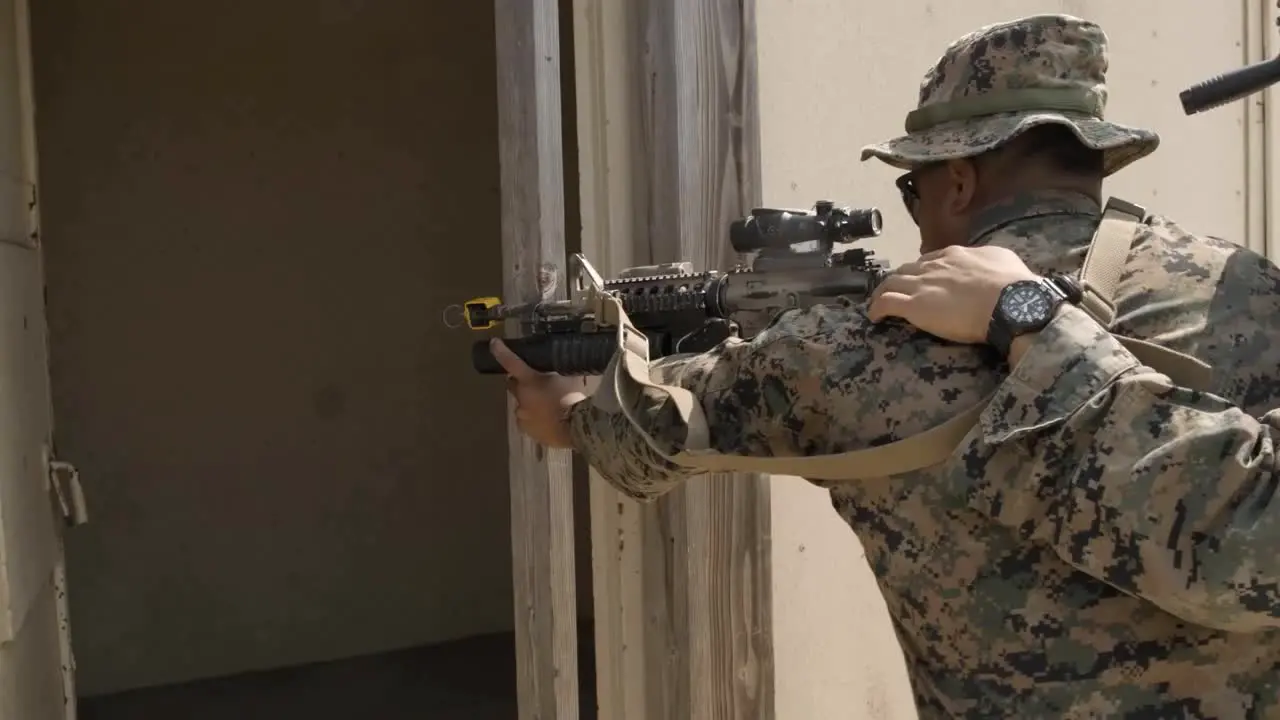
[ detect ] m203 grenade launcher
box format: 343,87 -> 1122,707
451,200 -> 891,376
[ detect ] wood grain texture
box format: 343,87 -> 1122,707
646,3 -> 773,717
572,1 -> 773,717
493,2 -> 580,718
571,2 -> 650,718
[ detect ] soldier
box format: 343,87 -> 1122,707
494,13 -> 1280,718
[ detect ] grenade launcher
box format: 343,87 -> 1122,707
451,200 -> 892,376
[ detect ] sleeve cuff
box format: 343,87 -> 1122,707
979,305 -> 1141,443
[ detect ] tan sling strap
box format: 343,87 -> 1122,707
590,197 -> 1214,481
1074,198 -> 1213,391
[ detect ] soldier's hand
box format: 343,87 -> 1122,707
490,338 -> 588,449
867,245 -> 1038,344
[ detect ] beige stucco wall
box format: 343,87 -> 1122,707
756,2 -> 1253,717
30,0 -> 590,697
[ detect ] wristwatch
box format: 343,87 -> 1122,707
986,272 -> 1084,358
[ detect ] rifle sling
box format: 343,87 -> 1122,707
594,197 -> 1213,481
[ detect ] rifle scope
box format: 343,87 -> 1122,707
729,201 -> 882,253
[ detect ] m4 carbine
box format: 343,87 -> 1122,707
453,200 -> 891,376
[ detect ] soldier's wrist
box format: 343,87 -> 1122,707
1007,331 -> 1039,367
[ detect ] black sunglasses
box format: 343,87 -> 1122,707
895,172 -> 921,217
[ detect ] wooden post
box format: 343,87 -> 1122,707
1244,0 -> 1268,257
571,2 -> 647,717
493,2 -> 580,719
1264,0 -> 1280,262
573,1 -> 774,717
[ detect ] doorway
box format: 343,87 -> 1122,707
29,1 -> 593,717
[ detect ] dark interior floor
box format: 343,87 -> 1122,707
78,627 -> 597,720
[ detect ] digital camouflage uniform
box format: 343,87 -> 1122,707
565,14 -> 1280,719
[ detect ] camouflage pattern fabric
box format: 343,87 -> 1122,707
568,190 -> 1280,717
565,12 -> 1280,718
859,14 -> 1159,176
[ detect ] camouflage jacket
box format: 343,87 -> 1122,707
567,189 -> 1280,718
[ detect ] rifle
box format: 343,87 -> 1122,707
1180,11 -> 1280,114
451,200 -> 892,376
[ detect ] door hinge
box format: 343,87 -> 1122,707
43,445 -> 88,527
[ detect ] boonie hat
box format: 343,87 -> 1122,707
860,14 -> 1159,176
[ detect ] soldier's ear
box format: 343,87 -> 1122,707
942,158 -> 980,217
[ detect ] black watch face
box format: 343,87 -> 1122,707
1000,282 -> 1052,326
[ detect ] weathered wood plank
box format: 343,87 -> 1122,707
493,2 -> 579,718
648,3 -> 774,717
573,1 -> 773,717
570,1 -> 650,718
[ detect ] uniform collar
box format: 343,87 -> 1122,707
966,190 -> 1101,246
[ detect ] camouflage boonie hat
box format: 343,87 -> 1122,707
860,14 -> 1159,176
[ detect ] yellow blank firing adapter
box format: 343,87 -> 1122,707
462,297 -> 501,330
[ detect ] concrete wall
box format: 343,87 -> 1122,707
756,2 -> 1253,717
30,0 -> 590,697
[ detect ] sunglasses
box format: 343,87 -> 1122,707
895,171 -> 921,219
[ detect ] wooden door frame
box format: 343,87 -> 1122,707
0,0 -> 78,716
571,2 -> 774,716
1263,0 -> 1280,261
493,1 -> 582,718
494,0 -> 775,718
17,0 -> 80,706
1245,0 -> 1271,258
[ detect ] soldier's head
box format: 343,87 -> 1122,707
861,14 -> 1159,253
